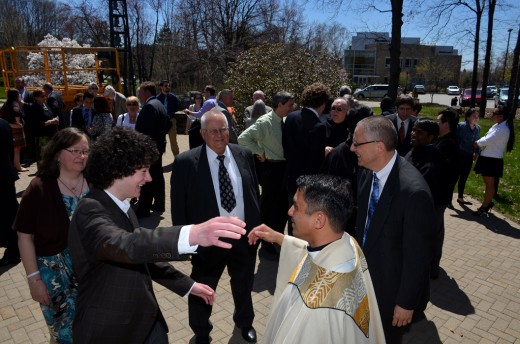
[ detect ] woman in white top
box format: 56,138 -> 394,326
473,105 -> 515,216
116,96 -> 140,129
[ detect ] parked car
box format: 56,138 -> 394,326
459,88 -> 482,107
414,85 -> 426,94
446,85 -> 460,95
494,88 -> 520,108
486,86 -> 498,98
353,84 -> 389,98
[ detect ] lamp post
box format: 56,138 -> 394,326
503,28 -> 513,83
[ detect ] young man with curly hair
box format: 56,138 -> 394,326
68,127 -> 248,343
282,82 -> 331,235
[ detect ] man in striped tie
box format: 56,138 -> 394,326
350,115 -> 436,344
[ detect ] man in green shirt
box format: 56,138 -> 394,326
238,91 -> 295,249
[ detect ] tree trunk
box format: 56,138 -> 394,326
507,26 -> 520,115
470,1 -> 483,109
388,0 -> 403,101
479,0 -> 495,117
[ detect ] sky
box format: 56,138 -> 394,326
302,0 -> 520,70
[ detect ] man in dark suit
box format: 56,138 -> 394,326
69,127 -> 248,343
216,89 -> 238,143
43,83 -> 66,129
135,81 -> 172,217
156,80 -> 182,157
282,82 -> 330,234
385,94 -> 417,156
0,118 -> 20,266
351,116 -> 436,343
70,92 -> 94,135
171,110 -> 261,344
282,83 -> 330,193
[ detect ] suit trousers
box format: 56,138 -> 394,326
258,161 -> 288,233
457,152 -> 473,198
188,237 -> 257,337
168,119 -> 179,156
138,155 -> 165,214
431,205 -> 446,274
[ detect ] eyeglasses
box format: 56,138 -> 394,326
331,106 -> 344,111
352,140 -> 379,148
204,128 -> 229,136
65,148 -> 90,157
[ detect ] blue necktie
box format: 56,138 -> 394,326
363,173 -> 380,248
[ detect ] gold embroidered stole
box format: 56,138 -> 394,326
288,244 -> 371,337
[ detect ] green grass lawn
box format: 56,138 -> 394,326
419,104 -> 520,222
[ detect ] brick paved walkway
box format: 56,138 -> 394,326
1,134 -> 520,343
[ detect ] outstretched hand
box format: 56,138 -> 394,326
248,224 -> 284,246
189,216 -> 246,249
191,282 -> 216,305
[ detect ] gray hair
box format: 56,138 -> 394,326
272,91 -> 294,109
217,89 -> 232,101
357,116 -> 397,151
201,109 -> 227,129
250,99 -> 267,120
104,85 -> 116,95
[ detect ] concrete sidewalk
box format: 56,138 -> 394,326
1,134 -> 520,343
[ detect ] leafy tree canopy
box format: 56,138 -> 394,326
226,42 -> 348,121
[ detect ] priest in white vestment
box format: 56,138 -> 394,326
249,175 -> 386,343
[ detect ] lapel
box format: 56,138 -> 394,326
198,145 -> 220,214
361,158 -> 400,254
89,189 -> 135,231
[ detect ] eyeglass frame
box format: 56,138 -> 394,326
203,127 -> 229,136
352,140 -> 379,148
64,148 -> 90,157
330,106 -> 344,111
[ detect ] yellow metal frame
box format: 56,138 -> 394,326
1,46 -> 122,110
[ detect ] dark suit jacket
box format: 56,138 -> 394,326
170,144 -> 260,233
282,108 -> 327,195
0,118 -> 18,185
355,156 -> 436,323
69,188 -> 194,343
70,106 -> 94,134
135,96 -> 171,153
385,113 -> 417,156
156,92 -> 181,118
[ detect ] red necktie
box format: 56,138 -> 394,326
399,122 -> 405,143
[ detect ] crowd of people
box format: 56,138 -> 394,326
0,78 -> 516,344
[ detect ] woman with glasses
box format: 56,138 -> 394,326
473,105 -> 515,216
186,92 -> 204,134
14,128 -> 89,344
116,96 -> 140,129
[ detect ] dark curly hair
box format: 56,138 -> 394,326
300,82 -> 331,109
85,126 -> 159,189
93,96 -> 111,113
37,127 -> 89,179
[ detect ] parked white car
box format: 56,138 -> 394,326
446,86 -> 460,95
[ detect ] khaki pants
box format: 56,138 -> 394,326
168,119 -> 179,156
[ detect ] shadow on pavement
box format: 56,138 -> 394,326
403,318 -> 442,344
450,207 -> 520,239
252,246 -> 278,295
430,268 -> 475,316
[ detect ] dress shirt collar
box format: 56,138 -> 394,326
206,144 -> 231,162
271,110 -> 283,122
104,190 -> 131,214
373,150 -> 398,192
305,107 -> 320,119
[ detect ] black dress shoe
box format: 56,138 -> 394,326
0,256 -> 21,267
240,327 -> 257,343
151,204 -> 165,212
195,335 -> 210,344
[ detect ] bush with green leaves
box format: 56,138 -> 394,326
226,42 -> 348,129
